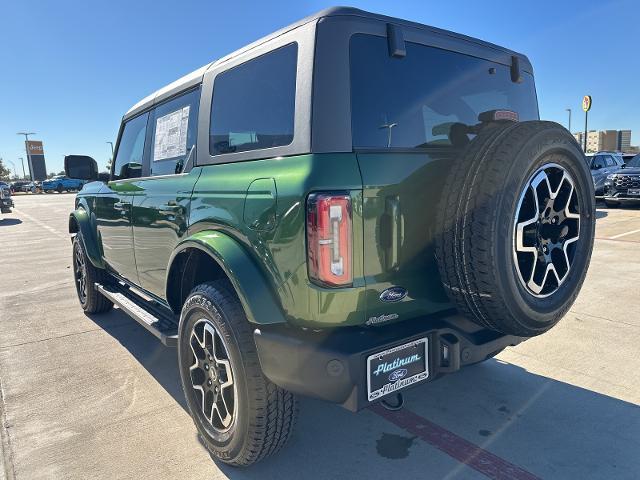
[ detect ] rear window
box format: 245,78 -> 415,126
350,34 -> 539,149
209,43 -> 297,156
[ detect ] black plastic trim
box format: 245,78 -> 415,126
386,23 -> 406,58
254,313 -> 525,411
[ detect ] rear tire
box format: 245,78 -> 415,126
178,280 -> 297,466
435,121 -> 595,337
72,235 -> 113,313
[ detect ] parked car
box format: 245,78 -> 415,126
587,151 -> 625,196
622,153 -> 637,164
63,7 -> 595,466
42,175 -> 85,193
603,154 -> 640,207
1,182 -> 14,213
24,181 -> 42,194
10,180 -> 30,193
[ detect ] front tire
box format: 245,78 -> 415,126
72,235 -> 113,313
178,280 -> 297,466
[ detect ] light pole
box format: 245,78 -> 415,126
18,157 -> 26,179
7,160 -> 17,179
17,132 -> 36,180
565,108 -> 572,133
106,141 -> 114,156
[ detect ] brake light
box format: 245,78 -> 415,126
307,193 -> 352,287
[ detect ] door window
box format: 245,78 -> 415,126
112,113 -> 149,180
209,43 -> 298,155
605,156 -> 616,167
150,88 -> 200,176
591,156 -> 606,170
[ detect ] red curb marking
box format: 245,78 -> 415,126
371,405 -> 540,480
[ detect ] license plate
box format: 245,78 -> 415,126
628,189 -> 640,195
367,337 -> 429,402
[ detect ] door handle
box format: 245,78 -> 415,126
158,202 -> 181,215
113,201 -> 130,211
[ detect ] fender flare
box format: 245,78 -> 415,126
168,231 -> 286,325
69,202 -> 105,269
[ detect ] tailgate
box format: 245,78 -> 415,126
358,151 -> 453,326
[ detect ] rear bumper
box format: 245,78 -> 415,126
254,313 -> 525,411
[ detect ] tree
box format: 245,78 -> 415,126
0,158 -> 11,181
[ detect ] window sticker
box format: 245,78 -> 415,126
153,106 -> 190,161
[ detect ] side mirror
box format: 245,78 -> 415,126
592,164 -> 601,170
64,155 -> 98,181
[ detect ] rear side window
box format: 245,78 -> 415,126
209,43 -> 297,156
112,113 -> 148,180
350,34 -> 539,149
150,88 -> 200,176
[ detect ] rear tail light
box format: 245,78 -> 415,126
306,193 -> 352,287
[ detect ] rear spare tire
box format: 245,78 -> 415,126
435,121 -> 595,337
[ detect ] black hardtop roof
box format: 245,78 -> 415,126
124,6 -> 531,120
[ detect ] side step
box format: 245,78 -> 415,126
96,283 -> 179,347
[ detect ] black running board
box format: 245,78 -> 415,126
96,283 -> 179,347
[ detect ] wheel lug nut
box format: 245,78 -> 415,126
207,380 -> 212,386
204,364 -> 209,370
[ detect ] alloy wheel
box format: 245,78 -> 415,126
189,319 -> 237,432
73,242 -> 88,304
514,163 -> 581,298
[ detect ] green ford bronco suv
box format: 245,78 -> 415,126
65,7 -> 595,466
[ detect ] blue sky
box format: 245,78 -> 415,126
1,0 -> 637,175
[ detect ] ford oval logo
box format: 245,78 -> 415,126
388,368 -> 408,382
380,287 -> 407,303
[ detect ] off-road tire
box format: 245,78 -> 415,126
72,235 -> 113,313
178,280 -> 298,466
435,121 -> 595,337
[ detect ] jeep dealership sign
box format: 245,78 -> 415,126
25,140 -> 47,181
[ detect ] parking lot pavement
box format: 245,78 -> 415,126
1,195 -> 639,480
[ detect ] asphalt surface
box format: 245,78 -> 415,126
1,193 -> 639,479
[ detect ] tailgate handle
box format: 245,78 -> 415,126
384,197 -> 403,270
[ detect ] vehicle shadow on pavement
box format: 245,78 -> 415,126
86,308 -> 640,479
0,218 -> 23,226
595,209 -> 608,219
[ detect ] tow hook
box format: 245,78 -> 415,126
380,392 -> 404,411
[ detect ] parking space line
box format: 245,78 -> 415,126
608,228 -> 640,240
11,208 -> 67,240
371,405 -> 540,480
